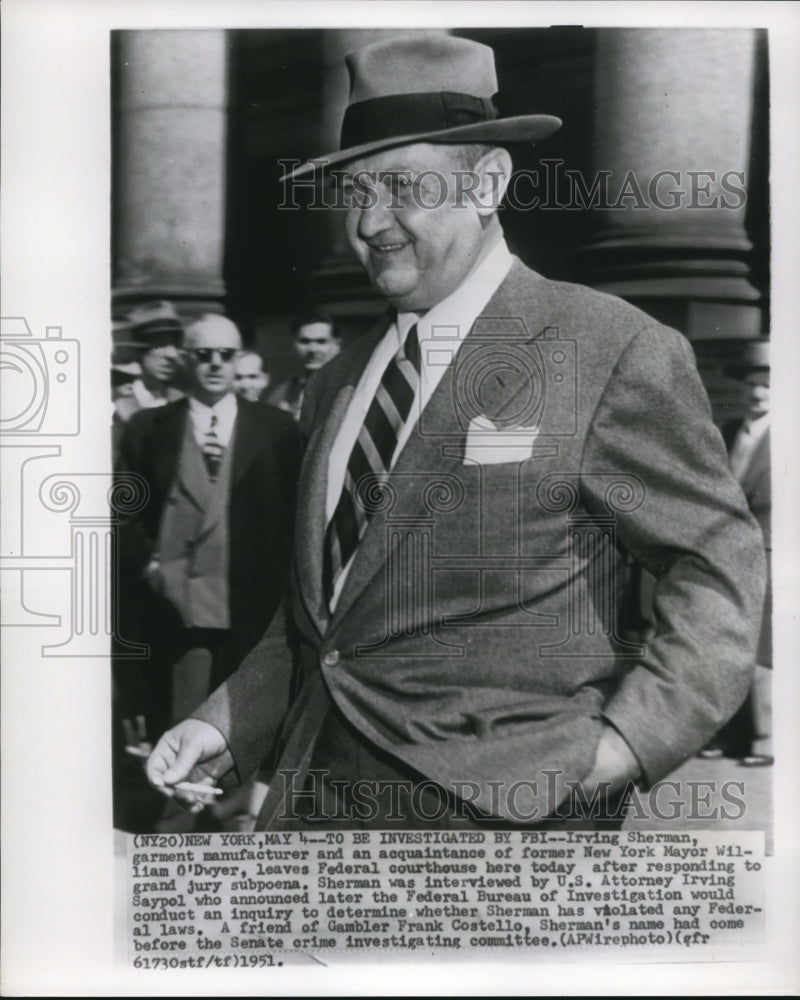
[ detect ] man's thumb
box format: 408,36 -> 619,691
162,739 -> 200,785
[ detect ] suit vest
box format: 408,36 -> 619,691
157,416 -> 234,629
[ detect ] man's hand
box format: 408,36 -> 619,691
581,723 -> 642,796
143,557 -> 164,595
146,719 -> 233,813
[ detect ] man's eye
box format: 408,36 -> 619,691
344,183 -> 372,207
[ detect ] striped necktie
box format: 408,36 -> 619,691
202,412 -> 224,481
323,323 -> 420,606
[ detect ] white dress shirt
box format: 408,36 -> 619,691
188,392 -> 238,449
729,411 -> 769,482
131,378 -> 171,409
325,237 -> 514,609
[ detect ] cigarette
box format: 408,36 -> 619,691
174,781 -> 223,796
125,745 -> 150,758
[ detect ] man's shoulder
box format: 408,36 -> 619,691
236,399 -> 301,465
265,374 -> 300,406
499,259 -> 686,350
125,396 -> 187,436
487,260 -> 697,390
238,396 -> 297,434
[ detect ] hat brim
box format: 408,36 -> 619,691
283,114 -> 562,180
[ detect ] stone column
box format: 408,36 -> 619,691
579,29 -> 762,340
113,30 -> 229,316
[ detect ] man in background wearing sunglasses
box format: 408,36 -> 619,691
115,313 -> 301,783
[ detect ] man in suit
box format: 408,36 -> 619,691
701,341 -> 772,765
116,313 -> 301,741
266,310 -> 341,420
147,34 -> 766,829
112,301 -> 186,463
233,350 -> 270,403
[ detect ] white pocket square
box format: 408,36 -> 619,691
463,416 -> 540,465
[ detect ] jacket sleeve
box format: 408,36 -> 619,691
190,603 -> 295,782
114,414 -> 158,573
580,324 -> 766,786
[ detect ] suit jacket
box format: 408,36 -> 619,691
265,374 -> 306,421
195,261 -> 766,822
117,397 -> 301,663
112,385 -> 184,465
725,419 -> 771,664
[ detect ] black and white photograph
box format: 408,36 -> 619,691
2,1 -> 799,995
110,22 -> 776,840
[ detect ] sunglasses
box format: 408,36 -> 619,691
189,347 -> 237,363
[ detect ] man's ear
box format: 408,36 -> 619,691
473,147 -> 512,216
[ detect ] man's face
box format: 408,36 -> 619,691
742,370 -> 770,420
233,353 -> 268,402
140,336 -> 180,384
294,322 -> 340,373
344,143 -> 488,313
184,321 -> 241,405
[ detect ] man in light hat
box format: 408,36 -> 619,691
111,359 -> 143,463
112,302 -> 184,462
116,313 -> 301,758
122,300 -> 186,412
148,34 -> 765,829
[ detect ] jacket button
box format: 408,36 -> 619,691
322,649 -> 340,667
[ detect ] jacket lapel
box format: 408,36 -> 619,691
230,400 -> 261,490
328,357 -> 463,630
328,260 -> 551,627
295,318 -> 392,635
154,399 -> 190,500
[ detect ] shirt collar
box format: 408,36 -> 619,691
743,411 -> 769,436
188,392 -> 237,421
396,237 -> 513,350
132,378 -> 168,408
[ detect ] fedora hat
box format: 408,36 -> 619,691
125,300 -> 184,345
727,339 -> 770,377
286,33 -> 562,179
110,359 -> 142,388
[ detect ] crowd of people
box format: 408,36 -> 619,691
111,303 -> 341,830
112,303 -> 341,458
113,32 -> 771,835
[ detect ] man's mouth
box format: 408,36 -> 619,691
368,241 -> 408,255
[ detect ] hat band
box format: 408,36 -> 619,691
132,318 -> 183,339
340,91 -> 498,153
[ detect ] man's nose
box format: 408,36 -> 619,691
356,188 -> 395,239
